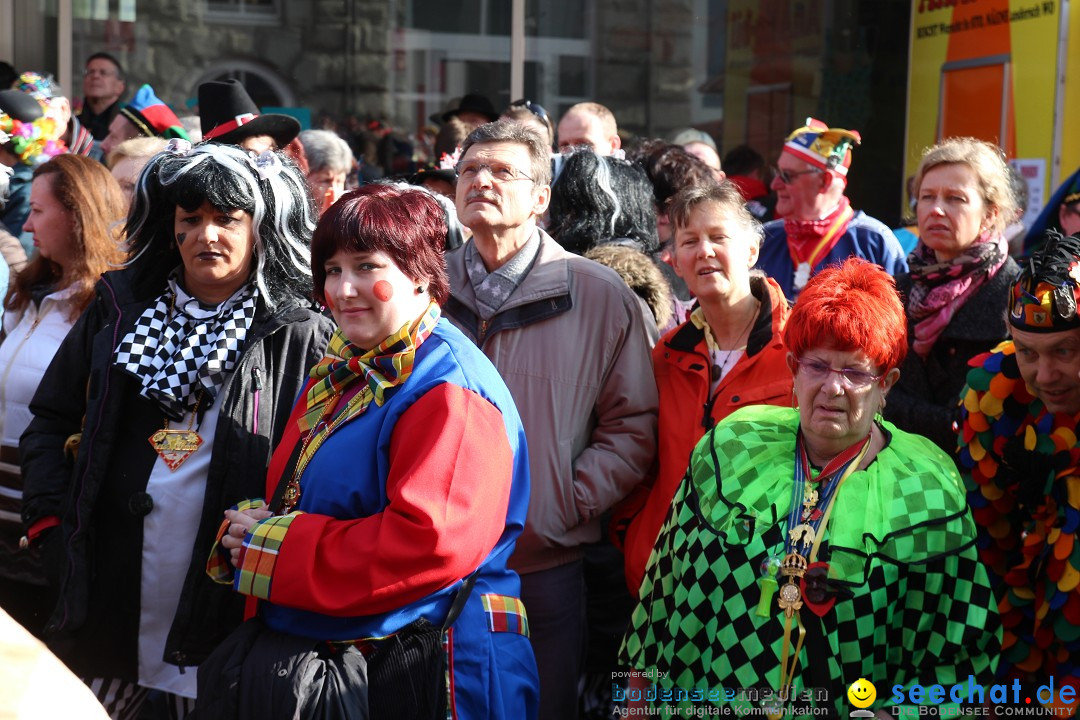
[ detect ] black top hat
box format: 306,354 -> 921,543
440,93 -> 499,124
0,89 -> 44,123
198,79 -> 300,148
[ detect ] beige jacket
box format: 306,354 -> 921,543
445,229 -> 658,574
0,226 -> 27,275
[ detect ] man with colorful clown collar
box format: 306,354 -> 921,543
959,231 -> 1080,701
756,118 -> 907,301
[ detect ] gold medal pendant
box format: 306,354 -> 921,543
149,392 -> 205,471
148,428 -> 203,471
777,579 -> 802,617
778,552 -> 808,618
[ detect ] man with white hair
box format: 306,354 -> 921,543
756,117 -> 907,301
670,127 -> 724,181
297,129 -> 354,211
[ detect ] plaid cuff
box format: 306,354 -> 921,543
205,498 -> 267,585
480,593 -> 529,637
234,511 -> 302,600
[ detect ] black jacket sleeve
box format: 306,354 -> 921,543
20,298 -> 103,527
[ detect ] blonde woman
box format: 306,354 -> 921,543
885,137 -> 1020,452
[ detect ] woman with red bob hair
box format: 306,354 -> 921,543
204,183 -> 538,719
620,258 -> 999,716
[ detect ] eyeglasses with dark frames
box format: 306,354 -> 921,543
510,99 -> 549,124
772,165 -> 823,184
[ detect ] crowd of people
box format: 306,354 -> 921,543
1,50 -> 1080,720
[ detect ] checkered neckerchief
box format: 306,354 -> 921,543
464,231 -> 540,320
114,277 -> 258,420
298,301 -> 441,434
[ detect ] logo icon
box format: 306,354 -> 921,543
847,678 -> 876,718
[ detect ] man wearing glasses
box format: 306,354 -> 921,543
756,117 -> 907,301
76,52 -> 127,141
445,120 -> 657,720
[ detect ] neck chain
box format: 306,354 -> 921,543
148,391 -> 205,471
279,385 -> 373,514
705,298 -> 759,381
763,430 -> 872,718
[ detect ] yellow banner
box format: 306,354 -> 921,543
905,0 -> 1065,213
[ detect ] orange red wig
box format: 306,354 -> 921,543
784,258 -> 907,373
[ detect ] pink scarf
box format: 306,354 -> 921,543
907,232 -> 1007,358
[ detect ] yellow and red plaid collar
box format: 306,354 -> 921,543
300,302 -> 441,433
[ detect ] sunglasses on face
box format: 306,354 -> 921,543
773,166 -> 823,184
510,99 -> 549,124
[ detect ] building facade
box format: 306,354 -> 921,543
3,0 -> 911,223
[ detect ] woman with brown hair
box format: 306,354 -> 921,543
0,153 -> 126,634
202,183 -> 537,719
20,142 -> 333,718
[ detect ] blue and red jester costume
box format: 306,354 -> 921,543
210,314 -> 538,720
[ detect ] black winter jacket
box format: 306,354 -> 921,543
20,268 -> 334,678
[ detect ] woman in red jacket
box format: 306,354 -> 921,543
621,182 -> 793,593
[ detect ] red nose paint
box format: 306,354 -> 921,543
373,280 -> 394,302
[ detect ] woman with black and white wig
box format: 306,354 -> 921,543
20,140 -> 334,719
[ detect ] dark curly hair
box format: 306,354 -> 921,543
627,138 -> 719,209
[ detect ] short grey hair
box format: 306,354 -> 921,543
298,129 -> 354,175
460,120 -> 552,188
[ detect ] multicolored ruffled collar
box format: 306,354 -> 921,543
0,112 -> 66,166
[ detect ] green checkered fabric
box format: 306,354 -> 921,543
620,405 -> 1000,717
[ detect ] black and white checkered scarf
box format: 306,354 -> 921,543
114,276 -> 259,420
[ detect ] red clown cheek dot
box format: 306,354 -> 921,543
373,280 -> 394,302
324,294 -> 334,311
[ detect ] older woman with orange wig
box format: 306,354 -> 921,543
620,259 -> 999,717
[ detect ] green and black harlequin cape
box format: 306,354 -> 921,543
620,404 -> 1000,717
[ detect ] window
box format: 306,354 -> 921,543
204,0 -> 280,25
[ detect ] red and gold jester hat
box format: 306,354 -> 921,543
1010,231 -> 1080,332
